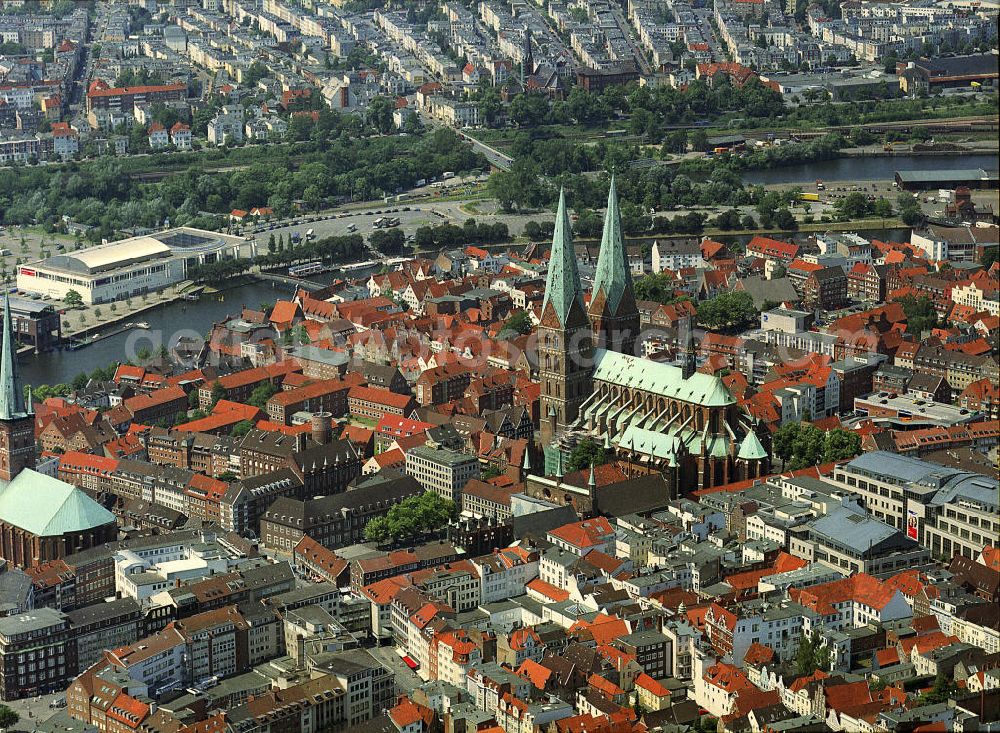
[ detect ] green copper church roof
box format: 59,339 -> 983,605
541,188 -> 584,328
592,349 -> 736,407
592,177 -> 633,314
0,292 -> 27,421
738,431 -> 768,460
615,422 -> 732,461
0,469 -> 116,536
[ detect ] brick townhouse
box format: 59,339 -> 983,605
261,474 -> 423,552
123,386 -> 188,426
143,427 -> 237,477
415,363 -> 473,406
266,377 -> 355,424
348,385 -> 418,421
197,361 -> 301,409
802,266 -> 849,311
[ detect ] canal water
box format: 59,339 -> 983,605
21,261 -> 390,387
742,152 -> 999,186
22,280 -> 295,387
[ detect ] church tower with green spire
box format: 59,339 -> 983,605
539,189 -> 593,447
0,292 -> 34,482
589,177 -> 639,355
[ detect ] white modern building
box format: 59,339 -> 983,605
17,227 -> 254,304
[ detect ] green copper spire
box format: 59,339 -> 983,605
592,176 -> 632,314
0,291 -> 27,420
738,431 -> 768,461
541,188 -> 584,328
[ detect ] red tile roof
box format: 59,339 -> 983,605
635,672 -> 671,698
789,573 -> 898,615
703,663 -> 753,694
526,577 -> 570,602
88,81 -> 185,98
548,516 -> 614,550
517,658 -> 552,690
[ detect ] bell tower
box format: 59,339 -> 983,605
0,292 -> 34,482
539,189 -> 592,448
589,177 -> 640,355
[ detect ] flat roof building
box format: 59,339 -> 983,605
895,168 -> 999,191
17,227 -> 254,304
405,443 -> 481,503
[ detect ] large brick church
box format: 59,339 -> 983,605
535,180 -> 769,496
0,294 -> 117,568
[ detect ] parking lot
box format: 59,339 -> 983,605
0,226 -> 77,278
244,206 -> 447,247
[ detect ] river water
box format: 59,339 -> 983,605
742,152 -> 999,185
22,280 -> 295,387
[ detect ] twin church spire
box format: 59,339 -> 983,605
538,178 -> 639,446
540,176 -> 638,343
589,176 -> 639,354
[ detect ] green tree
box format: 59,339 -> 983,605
713,209 -> 742,230
247,383 -> 278,408
363,492 -> 458,543
692,715 -> 718,733
481,465 -> 502,481
635,272 -> 685,304
503,310 -> 533,335
0,704 -> 20,728
982,247 -> 998,270
64,289 -> 83,307
823,428 -> 861,463
697,291 -> 756,330
509,92 -> 550,127
918,673 -> 958,705
366,96 -> 395,134
834,191 -> 872,220
370,228 -> 405,254
230,419 -> 255,437
690,129 -> 709,152
773,208 -> 798,231
896,192 -> 925,226
209,380 -> 226,409
773,422 -> 860,469
479,88 -> 502,127
567,437 -> 610,473
899,294 -> 938,336
796,630 -> 832,676
872,198 -> 893,218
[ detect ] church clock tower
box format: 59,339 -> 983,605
539,189 -> 592,448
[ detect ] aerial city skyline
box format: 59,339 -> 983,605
0,0 -> 996,731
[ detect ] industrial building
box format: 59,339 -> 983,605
16,227 -> 255,304
899,53 -> 999,95
895,168 -> 999,191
